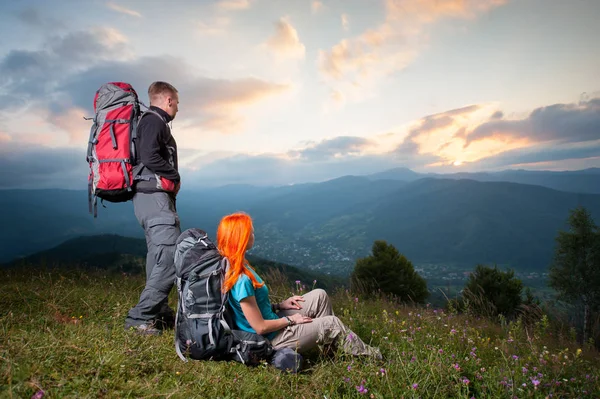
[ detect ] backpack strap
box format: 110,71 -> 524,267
140,108 -> 169,126
174,276 -> 188,363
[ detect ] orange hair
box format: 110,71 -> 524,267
217,212 -> 264,293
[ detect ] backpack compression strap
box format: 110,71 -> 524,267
174,276 -> 188,363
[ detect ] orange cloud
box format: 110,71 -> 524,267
264,17 -> 306,60
318,0 -> 507,105
0,132 -> 11,144
48,107 -> 91,146
184,77 -> 291,134
106,2 -> 142,18
311,1 -> 324,14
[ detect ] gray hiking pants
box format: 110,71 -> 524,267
125,192 -> 181,328
271,289 -> 381,358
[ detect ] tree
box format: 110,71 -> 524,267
549,206 -> 600,343
351,240 -> 428,303
462,264 -> 524,319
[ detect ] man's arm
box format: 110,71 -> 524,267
137,117 -> 180,182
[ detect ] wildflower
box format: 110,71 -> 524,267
576,348 -> 582,356
531,378 -> 540,388
354,297 -> 359,303
450,329 -> 457,334
31,390 -> 45,399
412,383 -> 418,390
343,377 -> 350,383
176,371 -> 180,375
380,368 -> 386,376
522,367 -> 528,374
347,365 -> 352,371
438,349 -> 443,354
512,355 -> 519,360
313,279 -> 317,284
462,377 -> 470,385
295,280 -> 300,284
356,384 -> 368,394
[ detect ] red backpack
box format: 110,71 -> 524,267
86,82 -> 144,217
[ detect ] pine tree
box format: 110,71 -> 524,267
549,206 -> 600,343
351,240 -> 428,303
464,264 -> 523,318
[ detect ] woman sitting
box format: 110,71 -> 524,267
217,211 -> 381,359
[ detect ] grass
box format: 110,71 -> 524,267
1,267 -> 599,398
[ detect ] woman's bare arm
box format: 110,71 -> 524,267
240,296 -> 312,335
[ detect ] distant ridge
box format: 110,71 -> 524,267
2,234 -> 339,289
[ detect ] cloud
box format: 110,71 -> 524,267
288,136 -> 371,161
15,7 -> 66,31
311,1 -> 324,14
396,104 -> 482,156
341,13 -> 350,31
48,107 -> 92,146
216,0 -> 251,11
197,17 -> 231,35
0,22 -> 290,139
0,142 -> 87,189
106,2 -> 142,18
59,59 -> 290,135
318,0 -> 507,105
465,140 -> 600,170
264,17 -> 306,60
465,97 -> 600,147
0,26 -> 131,112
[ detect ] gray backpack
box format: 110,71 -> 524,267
173,228 -> 274,365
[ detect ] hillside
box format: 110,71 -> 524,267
367,167 -> 600,194
3,234 -> 339,290
1,175 -> 599,276
1,266 -> 599,398
242,178 -> 600,274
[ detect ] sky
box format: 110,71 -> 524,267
0,0 -> 599,188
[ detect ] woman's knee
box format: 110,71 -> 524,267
312,288 -> 329,301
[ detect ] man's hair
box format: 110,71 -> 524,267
148,81 -> 178,104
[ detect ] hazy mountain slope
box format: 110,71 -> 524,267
367,168 -> 600,194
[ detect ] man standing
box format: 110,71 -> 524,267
125,81 -> 181,335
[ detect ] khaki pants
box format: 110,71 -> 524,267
271,289 -> 381,359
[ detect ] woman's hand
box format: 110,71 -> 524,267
289,313 -> 312,325
280,295 -> 305,310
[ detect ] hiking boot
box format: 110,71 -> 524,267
155,309 -> 176,330
126,323 -> 162,336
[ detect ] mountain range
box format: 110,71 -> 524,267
1,167 -> 599,275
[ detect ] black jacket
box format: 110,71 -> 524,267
134,106 -> 180,194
